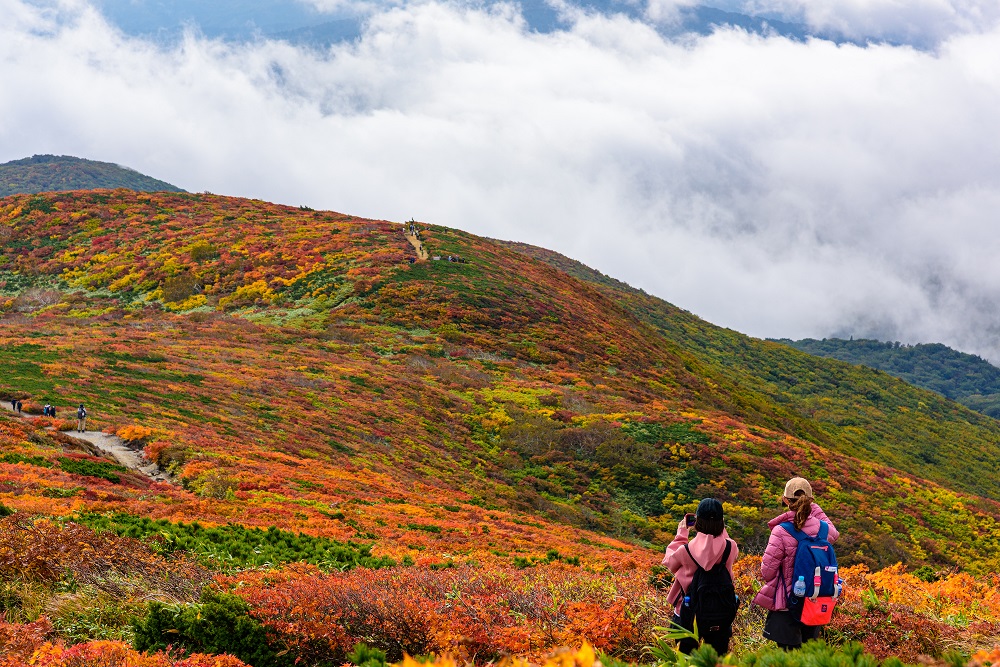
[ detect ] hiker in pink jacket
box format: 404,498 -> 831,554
753,477 -> 839,649
662,498 -> 739,655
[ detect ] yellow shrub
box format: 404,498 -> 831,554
117,424 -> 154,443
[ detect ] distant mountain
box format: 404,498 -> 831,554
776,337 -> 1000,419
0,155 -> 183,197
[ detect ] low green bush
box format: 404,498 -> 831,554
0,453 -> 53,468
133,589 -> 293,666
71,512 -> 396,571
58,457 -> 125,483
348,642 -> 388,667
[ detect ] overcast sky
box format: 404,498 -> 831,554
4,0 -> 1000,361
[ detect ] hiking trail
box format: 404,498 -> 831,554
2,403 -> 172,483
405,225 -> 429,260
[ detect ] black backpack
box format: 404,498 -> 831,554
77,407 -> 86,419
677,540 -> 739,634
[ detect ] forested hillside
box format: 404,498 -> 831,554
0,155 -> 183,196
777,337 -> 1000,418
0,192 -> 999,663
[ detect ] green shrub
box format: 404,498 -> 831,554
0,453 -> 53,468
405,522 -> 441,533
58,457 -> 125,483
71,512 -> 396,571
49,591 -> 143,643
133,589 -> 293,666
349,643 -> 388,667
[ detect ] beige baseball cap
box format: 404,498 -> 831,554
783,477 -> 813,499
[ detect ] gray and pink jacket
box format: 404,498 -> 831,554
752,503 -> 839,611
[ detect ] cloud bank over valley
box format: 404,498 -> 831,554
5,0 -> 1000,361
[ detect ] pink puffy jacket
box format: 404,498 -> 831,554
662,520 -> 739,614
752,503 -> 839,611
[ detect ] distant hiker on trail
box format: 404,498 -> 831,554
663,498 -> 740,656
50,406 -> 56,418
754,477 -> 840,650
16,400 -> 22,414
10,399 -> 15,411
44,404 -> 51,417
76,404 -> 87,432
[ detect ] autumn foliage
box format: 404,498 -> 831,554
1,190 -> 1000,664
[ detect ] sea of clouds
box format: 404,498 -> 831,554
4,0 -> 1000,360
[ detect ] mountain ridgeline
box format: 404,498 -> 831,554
776,338 -> 1000,418
1,190 -> 1000,578
0,155 -> 183,197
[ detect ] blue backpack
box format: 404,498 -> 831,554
780,520 -> 839,625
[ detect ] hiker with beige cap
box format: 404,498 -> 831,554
753,477 -> 840,649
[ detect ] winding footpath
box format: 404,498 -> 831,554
2,403 -> 171,483
405,226 -> 429,260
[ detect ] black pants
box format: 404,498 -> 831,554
763,610 -> 821,649
672,614 -> 732,656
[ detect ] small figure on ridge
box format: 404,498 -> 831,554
76,403 -> 87,433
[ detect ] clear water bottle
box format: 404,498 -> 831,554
793,575 -> 806,597
683,595 -> 691,607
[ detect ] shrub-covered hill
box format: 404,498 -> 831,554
499,241 -> 1000,504
0,155 -> 183,196
1,190 -> 1000,576
776,338 -> 1000,419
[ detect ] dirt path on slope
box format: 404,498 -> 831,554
405,227 -> 429,260
2,403 -> 171,483
71,429 -> 171,482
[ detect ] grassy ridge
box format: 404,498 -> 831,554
0,192 -> 999,576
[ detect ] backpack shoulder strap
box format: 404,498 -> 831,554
718,539 -> 733,567
683,543 -> 705,571
779,520 -> 808,541
817,520 -> 829,541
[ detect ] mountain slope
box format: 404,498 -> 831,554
1,191 -> 1000,577
0,155 -> 183,196
777,337 -> 1000,418
498,241 -> 1000,505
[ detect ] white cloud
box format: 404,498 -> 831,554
724,0 -> 1000,46
5,0 -> 1000,360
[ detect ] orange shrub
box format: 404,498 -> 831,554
117,424 -> 155,443
971,648 -> 1000,667
0,638 -> 251,667
0,515 -> 207,599
222,563 -> 668,663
